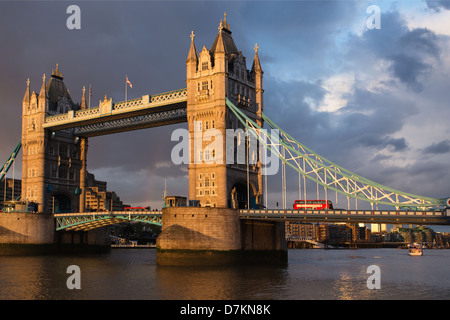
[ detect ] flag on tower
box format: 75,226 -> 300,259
126,76 -> 132,88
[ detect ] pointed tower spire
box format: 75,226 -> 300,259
186,30 -> 198,63
223,12 -> 230,30
23,78 -> 31,102
214,26 -> 225,53
81,86 -> 87,109
51,63 -> 63,79
38,74 -> 47,99
251,43 -> 263,74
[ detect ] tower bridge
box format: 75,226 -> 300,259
1,14 -> 449,262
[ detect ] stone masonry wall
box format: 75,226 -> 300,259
0,212 -> 54,244
157,207 -> 241,251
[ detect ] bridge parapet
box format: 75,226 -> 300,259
43,88 -> 187,128
240,209 -> 450,225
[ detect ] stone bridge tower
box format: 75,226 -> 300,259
21,65 -> 87,214
186,14 -> 264,209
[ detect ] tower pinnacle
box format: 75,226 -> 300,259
23,78 -> 31,102
223,12 -> 230,30
187,30 -> 198,62
38,73 -> 47,99
81,86 -> 87,109
252,43 -> 263,74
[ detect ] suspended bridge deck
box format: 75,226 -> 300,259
54,208 -> 450,232
239,208 -> 450,225
55,211 -> 162,231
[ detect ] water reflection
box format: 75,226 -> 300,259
156,264 -> 289,300
0,256 -> 73,299
0,249 -> 449,299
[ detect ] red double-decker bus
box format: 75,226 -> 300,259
293,200 -> 333,210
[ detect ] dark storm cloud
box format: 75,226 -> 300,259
359,136 -> 408,152
387,53 -> 430,92
425,0 -> 450,11
377,159 -> 450,198
423,139 -> 450,154
346,11 -> 440,92
387,28 -> 440,91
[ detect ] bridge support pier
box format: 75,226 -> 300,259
156,207 -> 287,266
0,212 -> 110,255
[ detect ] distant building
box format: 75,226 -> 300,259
0,178 -> 22,203
83,172 -> 124,212
285,222 -> 372,246
285,222 -> 316,240
164,196 -> 187,207
397,226 -> 436,246
371,223 -> 387,233
347,223 -> 371,242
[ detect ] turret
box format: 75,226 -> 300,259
22,78 -> 31,115
38,74 -> 48,112
81,86 -> 87,110
186,31 -> 198,79
212,23 -> 227,75
251,43 -> 264,120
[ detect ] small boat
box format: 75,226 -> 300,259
408,243 -> 423,256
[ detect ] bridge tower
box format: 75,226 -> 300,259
21,65 -> 86,214
186,14 -> 264,209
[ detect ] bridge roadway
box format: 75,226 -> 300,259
239,208 -> 450,225
55,211 -> 163,231
54,208 -> 450,231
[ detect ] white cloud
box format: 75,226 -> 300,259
318,73 -> 355,113
403,5 -> 450,36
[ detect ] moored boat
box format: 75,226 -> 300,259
408,243 -> 423,256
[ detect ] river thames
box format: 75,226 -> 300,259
0,248 -> 449,301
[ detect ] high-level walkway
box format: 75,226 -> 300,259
42,88 -> 187,137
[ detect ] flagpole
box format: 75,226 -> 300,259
125,75 -> 127,102
88,84 -> 91,108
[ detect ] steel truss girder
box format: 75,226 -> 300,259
225,98 -> 446,210
55,211 -> 162,231
0,141 -> 21,182
73,108 -> 187,137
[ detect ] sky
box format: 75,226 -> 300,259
0,0 -> 449,221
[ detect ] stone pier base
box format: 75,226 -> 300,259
0,212 -> 110,255
156,207 -> 287,265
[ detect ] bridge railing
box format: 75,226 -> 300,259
239,209 -> 447,216
44,88 -> 187,127
239,208 -> 450,225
